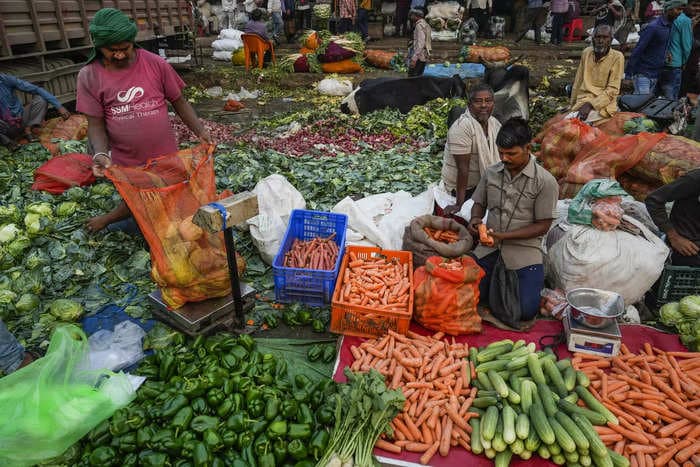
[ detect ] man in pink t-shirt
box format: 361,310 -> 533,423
77,8 -> 211,233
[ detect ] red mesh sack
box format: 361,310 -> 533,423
38,115 -> 88,156
628,135 -> 700,185
31,153 -> 95,194
535,117 -> 602,179
413,256 -> 484,335
105,144 -> 231,309
593,112 -> 644,137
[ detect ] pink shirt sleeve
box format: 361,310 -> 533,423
156,56 -> 186,103
76,67 -> 104,118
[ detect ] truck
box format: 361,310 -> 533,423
0,0 -> 194,104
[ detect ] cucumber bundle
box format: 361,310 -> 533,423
467,339 -> 624,467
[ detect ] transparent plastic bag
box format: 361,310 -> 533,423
591,197 -> 624,231
540,288 -> 567,320
0,325 -> 135,466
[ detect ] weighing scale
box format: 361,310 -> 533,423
563,306 -> 622,357
148,192 -> 259,336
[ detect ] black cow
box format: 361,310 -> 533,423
447,60 -> 530,129
340,75 -> 466,115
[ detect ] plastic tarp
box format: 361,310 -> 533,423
423,63 -> 484,79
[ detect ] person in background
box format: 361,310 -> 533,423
626,2 -> 682,95
645,168 -> 700,267
515,0 -> 545,45
283,0 -> 296,42
395,0 -> 410,37
0,74 -> 70,149
295,0 -> 312,32
659,0 -> 692,99
569,24 -> 624,123
468,118 -> 558,321
550,0 -> 569,46
466,0 -> 492,38
221,0 -> 237,29
439,84 -> 501,220
0,319 -> 33,374
357,0 -> 372,42
77,8 -> 210,234
410,0 -> 426,18
645,0 -> 663,22
408,9 -> 431,76
565,0 -> 581,23
268,0 -> 285,43
337,0 -> 356,34
245,8 -> 271,41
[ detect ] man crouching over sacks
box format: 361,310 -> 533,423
468,118 -> 558,326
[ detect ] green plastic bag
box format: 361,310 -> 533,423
0,325 -> 136,466
567,179 -> 629,225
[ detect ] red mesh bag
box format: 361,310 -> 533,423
105,144 -> 231,309
413,256 -> 484,335
628,135 -> 700,185
31,153 -> 95,194
38,115 -> 88,156
593,111 -> 644,137
535,117 -> 602,179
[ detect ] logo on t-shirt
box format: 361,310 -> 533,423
117,86 -> 145,103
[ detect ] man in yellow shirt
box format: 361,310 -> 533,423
358,0 -> 372,41
569,24 -> 625,123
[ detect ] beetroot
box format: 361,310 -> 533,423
317,42 -> 356,63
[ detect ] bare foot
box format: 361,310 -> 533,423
18,352 -> 34,369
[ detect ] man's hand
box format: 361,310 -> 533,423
198,128 -> 213,145
85,214 -> 111,233
467,217 -> 482,237
668,231 -> 700,256
58,107 -> 71,120
443,204 -> 461,216
577,102 -> 594,121
92,154 -> 112,178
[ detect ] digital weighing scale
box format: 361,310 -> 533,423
563,306 -> 622,357
148,192 -> 259,336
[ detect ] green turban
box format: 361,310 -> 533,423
87,8 -> 138,63
664,0 -> 687,11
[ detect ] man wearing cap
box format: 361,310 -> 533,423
77,8 -> 210,233
408,9 -> 431,76
626,1 -> 683,95
658,0 -> 692,99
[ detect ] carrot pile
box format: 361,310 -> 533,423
336,251 -> 411,312
572,345 -> 700,467
282,234 -> 339,270
349,330 -> 476,465
423,226 -> 460,244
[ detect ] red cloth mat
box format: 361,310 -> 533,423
333,320 -> 685,467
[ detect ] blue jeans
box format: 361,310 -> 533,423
271,12 -> 283,39
105,216 -> 142,236
357,8 -> 369,40
658,67 -> 682,100
0,318 -> 24,374
632,74 -> 658,95
476,251 -> 545,321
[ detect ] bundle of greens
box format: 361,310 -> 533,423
316,368 -> 404,467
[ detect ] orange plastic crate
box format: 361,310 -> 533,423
330,246 -> 414,338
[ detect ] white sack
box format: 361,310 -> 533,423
247,174 -> 306,264
212,38 -> 243,51
545,215 -> 669,305
316,78 -> 354,96
218,28 -> 244,41
212,50 -> 233,61
426,1 -> 463,20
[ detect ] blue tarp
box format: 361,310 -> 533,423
423,63 -> 485,79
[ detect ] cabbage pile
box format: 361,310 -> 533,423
659,295 -> 700,350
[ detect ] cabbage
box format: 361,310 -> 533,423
659,302 -> 683,326
679,295 -> 700,319
0,224 -> 19,243
15,293 -> 40,313
90,184 -> 114,196
677,320 -> 696,336
0,205 -> 20,223
64,187 -> 86,201
26,202 -> 53,217
7,235 -> 31,257
0,289 -> 17,304
24,213 -> 51,235
56,201 -> 78,217
24,249 -> 48,270
48,299 -> 83,321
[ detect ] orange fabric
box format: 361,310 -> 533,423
31,153 -> 95,194
364,49 -> 396,69
304,31 -> 319,50
320,59 -> 363,74
105,144 -> 231,309
242,33 -> 276,70
413,256 -> 484,336
38,115 -> 88,156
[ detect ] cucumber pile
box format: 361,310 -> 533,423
467,339 -> 628,467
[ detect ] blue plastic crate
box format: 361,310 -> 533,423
273,209 -> 348,307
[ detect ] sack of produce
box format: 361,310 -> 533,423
461,45 -> 510,63
401,214 -> 472,267
301,30 -> 320,50
627,134 -> 700,185
567,179 -> 628,226
545,215 -> 668,305
105,144 -> 235,309
38,115 -> 88,156
593,111 -> 645,137
0,325 -> 135,466
363,49 -> 397,69
428,17 -> 446,31
317,41 -> 356,62
413,256 -> 484,335
32,153 -> 95,194
231,47 -> 245,65
535,117 -> 603,179
320,58 -> 363,73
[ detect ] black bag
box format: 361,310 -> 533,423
486,167 -> 534,329
488,253 -> 522,329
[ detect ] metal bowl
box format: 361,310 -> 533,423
566,288 -> 624,329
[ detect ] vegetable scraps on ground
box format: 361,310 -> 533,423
572,345 -> 700,467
